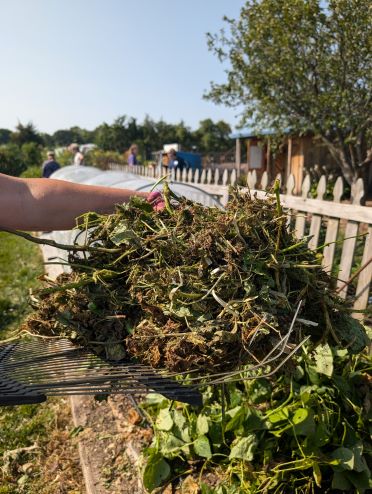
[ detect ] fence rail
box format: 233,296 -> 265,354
108,163 -> 372,316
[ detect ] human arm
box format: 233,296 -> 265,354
0,173 -> 151,231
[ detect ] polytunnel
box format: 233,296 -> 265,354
44,165 -> 223,271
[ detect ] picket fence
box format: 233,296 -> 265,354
108,163 -> 372,316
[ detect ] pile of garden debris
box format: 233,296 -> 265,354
24,186 -> 368,376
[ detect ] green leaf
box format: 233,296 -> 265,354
143,454 -> 171,491
331,447 -> 355,471
245,408 -> 267,433
229,434 -> 257,461
344,470 -> 372,492
313,343 -> 333,377
145,393 -> 168,406
310,422 -> 330,448
196,414 -> 209,435
226,406 -> 244,432
312,461 -> 322,488
209,421 -> 223,448
332,471 -> 352,490
291,408 -> 316,436
161,434 -> 186,456
173,411 -> 190,443
173,410 -> 187,430
246,378 -> 271,404
109,224 -> 141,246
267,406 -> 289,424
352,443 -> 368,473
194,435 -> 212,458
156,409 -> 173,431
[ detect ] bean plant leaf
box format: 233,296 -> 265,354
312,461 -> 322,488
332,471 -> 353,490
313,343 -> 333,377
330,447 -> 355,471
194,435 -> 212,458
109,225 -> 141,246
197,414 -> 209,435
291,408 -> 316,436
229,434 -> 258,461
161,434 -> 186,456
156,409 -> 173,431
143,454 -> 171,491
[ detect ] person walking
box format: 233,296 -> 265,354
167,148 -> 186,172
127,144 -> 139,166
41,151 -> 61,178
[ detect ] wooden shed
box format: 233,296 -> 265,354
231,129 -> 338,193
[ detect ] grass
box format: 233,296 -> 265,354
0,232 -> 44,338
0,233 -> 83,493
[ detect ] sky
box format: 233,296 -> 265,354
0,0 -> 245,134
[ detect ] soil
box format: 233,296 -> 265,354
70,394 -> 152,494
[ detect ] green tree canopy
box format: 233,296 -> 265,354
0,129 -> 11,145
206,0 -> 372,185
195,119 -> 232,153
11,122 -> 44,147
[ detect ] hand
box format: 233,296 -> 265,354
147,191 -> 165,212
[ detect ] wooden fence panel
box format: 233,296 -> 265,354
337,179 -> 364,298
322,177 -> 343,273
294,175 -> 311,240
354,226 -> 372,316
308,176 -> 327,250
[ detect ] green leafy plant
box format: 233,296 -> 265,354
141,348 -> 371,493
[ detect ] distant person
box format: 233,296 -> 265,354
41,151 -> 61,178
73,146 -> 85,166
127,144 -> 139,166
167,148 -> 186,172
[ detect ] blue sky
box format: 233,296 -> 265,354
0,0 -> 244,133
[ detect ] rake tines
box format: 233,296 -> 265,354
0,338 -> 202,407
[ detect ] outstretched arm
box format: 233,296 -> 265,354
0,173 -> 149,231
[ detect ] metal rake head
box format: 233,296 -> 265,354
0,338 -> 202,407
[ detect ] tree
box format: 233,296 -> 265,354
21,142 -> 43,168
94,116 -> 133,153
194,119 -> 232,153
11,122 -> 44,147
206,0 -> 372,185
0,144 -> 25,176
0,129 -> 11,145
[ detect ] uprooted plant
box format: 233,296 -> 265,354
11,184 -> 368,376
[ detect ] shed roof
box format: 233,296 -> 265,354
229,126 -> 296,139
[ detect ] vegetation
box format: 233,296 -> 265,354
21,188 -> 367,368
0,233 -> 82,493
206,0 -> 372,186
0,232 -> 44,336
0,116 -> 233,177
142,349 -> 371,493
11,188 -> 371,493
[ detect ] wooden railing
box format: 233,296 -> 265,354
107,163 -> 372,315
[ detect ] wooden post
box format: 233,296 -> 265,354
296,138 -> 305,194
266,138 -> 271,182
286,137 -> 292,181
235,138 -> 241,177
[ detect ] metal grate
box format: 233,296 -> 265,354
0,338 -> 202,407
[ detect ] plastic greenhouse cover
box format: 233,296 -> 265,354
113,178 -> 221,207
47,170 -> 222,252
81,170 -> 138,186
50,165 -> 102,182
